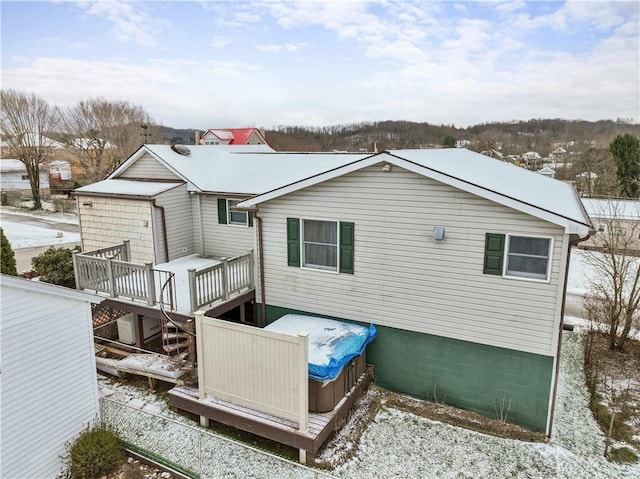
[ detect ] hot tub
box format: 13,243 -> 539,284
264,314 -> 377,412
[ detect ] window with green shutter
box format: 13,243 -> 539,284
287,218 -> 355,274
218,198 -> 252,227
339,222 -> 355,274
287,218 -> 300,267
483,233 -> 505,275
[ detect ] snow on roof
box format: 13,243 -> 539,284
238,148 -> 592,235
200,128 -> 266,145
581,198 -> 640,220
203,129 -> 235,141
75,179 -> 182,197
390,148 -> 589,228
72,137 -> 116,149
139,144 -> 368,194
0,159 -> 26,172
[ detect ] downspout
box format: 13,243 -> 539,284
151,200 -> 170,263
547,227 -> 595,437
251,207 -> 267,327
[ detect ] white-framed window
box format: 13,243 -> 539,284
505,235 -> 552,281
21,175 -> 28,180
302,219 -> 338,272
227,199 -> 248,226
597,223 -> 607,233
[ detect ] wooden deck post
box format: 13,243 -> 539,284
248,249 -> 255,289
72,251 -> 81,289
221,257 -> 229,301
123,240 -> 131,262
106,258 -> 116,298
188,269 -> 197,313
145,262 -> 156,306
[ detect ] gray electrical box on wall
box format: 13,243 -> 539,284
433,226 -> 445,241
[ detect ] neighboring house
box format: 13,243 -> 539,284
549,147 -> 567,163
0,159 -> 50,193
579,198 -> 640,252
198,128 -> 269,146
0,134 -> 65,160
49,159 -> 73,182
0,275 -> 103,478
538,166 -> 556,179
480,149 -> 504,160
72,145 -> 592,437
455,139 -> 472,148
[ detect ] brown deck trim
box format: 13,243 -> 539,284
168,366 -> 374,453
203,290 -> 255,318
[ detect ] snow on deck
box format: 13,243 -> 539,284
154,254 -> 221,314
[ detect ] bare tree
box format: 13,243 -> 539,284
0,89 -> 60,210
59,98 -> 161,182
584,200 -> 640,350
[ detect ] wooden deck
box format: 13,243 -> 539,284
168,366 -> 374,458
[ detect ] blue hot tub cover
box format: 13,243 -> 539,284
264,314 -> 377,381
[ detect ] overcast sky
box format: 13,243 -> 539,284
1,1 -> 638,130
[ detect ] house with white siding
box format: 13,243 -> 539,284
237,149 -> 592,433
0,275 -> 103,478
0,159 -> 50,193
72,145 -> 592,437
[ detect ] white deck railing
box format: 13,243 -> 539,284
188,251 -> 254,313
73,242 -> 254,313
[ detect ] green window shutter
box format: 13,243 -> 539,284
287,218 -> 300,267
339,222 -> 355,274
217,198 -> 227,224
248,211 -> 253,227
484,233 -> 505,275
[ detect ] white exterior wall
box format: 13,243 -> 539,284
192,195 -> 256,259
0,279 -> 100,479
77,195 -> 155,263
0,170 -> 50,191
258,164 -> 568,357
155,184 -> 194,260
117,152 -> 180,180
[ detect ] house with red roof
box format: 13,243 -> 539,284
198,128 -> 269,146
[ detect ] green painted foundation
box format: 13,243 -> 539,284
260,304 -> 554,432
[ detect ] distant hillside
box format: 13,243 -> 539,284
160,119 -> 639,157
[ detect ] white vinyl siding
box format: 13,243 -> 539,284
192,196 -> 255,258
155,184 -> 194,260
258,164 -> 568,357
77,195 -> 155,263
0,282 -> 99,479
117,152 -> 180,180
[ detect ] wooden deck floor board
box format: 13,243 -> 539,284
168,366 -> 374,455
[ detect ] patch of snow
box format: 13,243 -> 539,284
0,217 -> 81,249
97,329 -> 640,478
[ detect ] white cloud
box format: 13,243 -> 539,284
256,43 -> 304,53
76,0 -> 169,47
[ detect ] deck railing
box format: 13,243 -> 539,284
74,242 -> 254,313
74,254 -> 157,305
188,250 -> 254,313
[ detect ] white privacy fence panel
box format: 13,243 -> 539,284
195,313 -> 308,428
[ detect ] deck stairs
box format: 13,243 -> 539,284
158,273 -> 196,377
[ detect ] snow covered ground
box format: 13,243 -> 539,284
100,328 -> 639,478
0,207 -> 80,248
5,207 -> 639,476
